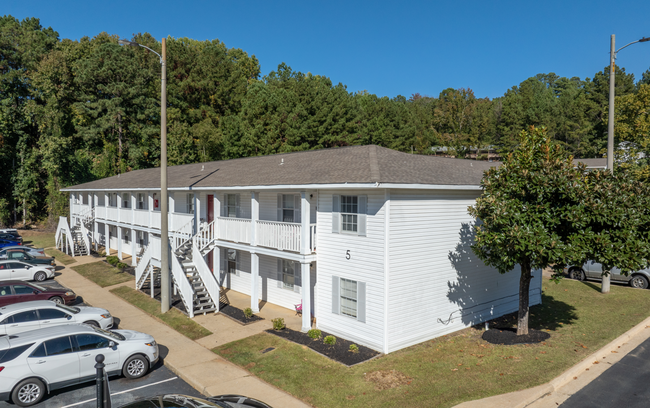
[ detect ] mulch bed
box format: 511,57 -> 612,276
482,327 -> 551,345
218,302 -> 264,325
267,327 -> 380,366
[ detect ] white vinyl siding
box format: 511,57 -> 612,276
386,190 -> 543,353
316,191 -> 385,351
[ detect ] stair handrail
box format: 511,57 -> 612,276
170,248 -> 195,318
171,217 -> 195,250
195,220 -> 216,253
55,216 -> 76,257
80,220 -> 91,255
135,243 -> 153,290
192,237 -> 220,313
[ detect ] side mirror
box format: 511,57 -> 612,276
109,341 -> 117,348
32,290 -> 39,294
66,315 -> 72,320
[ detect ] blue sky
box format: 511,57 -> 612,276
6,0 -> 650,99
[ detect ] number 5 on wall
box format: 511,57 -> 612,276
346,250 -> 350,260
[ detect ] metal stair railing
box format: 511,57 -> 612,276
191,237 -> 220,313
135,243 -> 153,290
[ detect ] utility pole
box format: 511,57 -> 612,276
603,34 -> 615,294
160,37 -> 170,312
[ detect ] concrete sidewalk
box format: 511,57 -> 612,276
55,255 -> 311,408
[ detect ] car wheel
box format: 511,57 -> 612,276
49,296 -> 64,304
83,320 -> 100,327
123,354 -> 149,379
569,268 -> 585,281
12,378 -> 46,407
629,275 -> 649,289
33,272 -> 47,282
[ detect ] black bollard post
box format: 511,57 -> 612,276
95,354 -> 105,408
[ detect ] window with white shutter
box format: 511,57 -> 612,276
332,276 -> 366,323
333,195 -> 367,236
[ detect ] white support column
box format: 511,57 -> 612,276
148,192 -> 153,228
300,191 -> 311,255
105,223 -> 110,255
131,193 -> 136,225
213,245 -> 221,284
193,192 -> 199,234
94,221 -> 99,252
251,252 -> 260,312
117,227 -> 123,260
251,192 -> 259,246
131,229 -> 137,266
214,194 -> 221,239
301,261 -> 312,332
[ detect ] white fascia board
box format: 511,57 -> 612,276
62,182 -> 482,192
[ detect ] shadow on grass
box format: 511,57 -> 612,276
484,294 -> 578,332
580,280 -> 603,293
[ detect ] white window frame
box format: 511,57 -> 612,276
340,195 -> 358,233
340,278 -> 358,318
281,260 -> 295,290
186,194 -> 194,214
137,193 -> 146,210
225,194 -> 238,218
281,194 -> 295,223
227,249 -> 239,276
122,193 -> 130,209
109,193 -> 118,208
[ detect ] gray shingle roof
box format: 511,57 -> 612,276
63,145 -> 498,191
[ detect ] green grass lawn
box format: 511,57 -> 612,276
213,278 -> 650,408
71,261 -> 133,287
45,248 -> 77,265
110,286 -> 212,340
19,230 -> 55,249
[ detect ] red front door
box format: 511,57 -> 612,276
207,195 -> 214,272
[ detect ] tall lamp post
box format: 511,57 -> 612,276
602,34 -> 649,294
118,38 -> 170,312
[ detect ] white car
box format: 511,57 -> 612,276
0,261 -> 54,282
0,300 -> 113,335
0,324 -> 158,406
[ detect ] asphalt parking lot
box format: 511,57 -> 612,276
0,275 -> 205,407
0,363 -> 204,407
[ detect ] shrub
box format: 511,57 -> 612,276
98,251 -> 106,257
307,329 -> 322,340
116,262 -> 128,269
106,256 -> 119,265
349,344 -> 359,353
323,335 -> 337,346
243,307 -> 253,319
271,318 -> 285,330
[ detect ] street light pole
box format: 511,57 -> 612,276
160,38 -> 170,313
118,37 -> 170,312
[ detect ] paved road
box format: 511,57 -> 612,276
560,337 -> 650,408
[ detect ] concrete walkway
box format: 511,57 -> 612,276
54,255 -> 311,408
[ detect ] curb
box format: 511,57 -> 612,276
516,315 -> 650,408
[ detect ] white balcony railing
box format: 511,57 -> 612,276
118,208 -> 132,223
106,207 -> 118,221
95,206 -> 106,220
216,217 -> 251,244
256,220 -> 301,252
133,209 -> 149,227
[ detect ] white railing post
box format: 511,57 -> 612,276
251,192 -> 259,247
301,261 -> 311,332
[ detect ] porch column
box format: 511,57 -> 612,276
301,261 -> 312,332
214,194 -> 221,239
300,191 -> 311,255
251,251 -> 260,312
94,221 -> 99,252
148,192 -> 153,227
131,229 -> 137,266
213,245 -> 221,285
194,192 -> 199,234
251,192 -> 259,246
105,223 -> 110,255
117,227 -> 123,260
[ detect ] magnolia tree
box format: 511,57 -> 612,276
469,126 -> 586,335
470,126 -> 650,335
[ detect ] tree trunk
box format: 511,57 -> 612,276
517,261 -> 532,336
601,269 -> 611,294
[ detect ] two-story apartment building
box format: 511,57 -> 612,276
61,145 -> 542,354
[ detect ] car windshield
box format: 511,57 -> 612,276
91,326 -> 126,341
55,303 -> 80,314
29,282 -> 46,291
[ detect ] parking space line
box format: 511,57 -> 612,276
60,377 -> 178,408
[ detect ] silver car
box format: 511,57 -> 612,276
0,300 -> 113,335
0,247 -> 46,259
565,261 -> 650,289
0,323 -> 158,406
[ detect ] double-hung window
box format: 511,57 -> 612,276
332,195 -> 367,236
137,193 -> 146,210
332,276 -> 366,323
186,194 -> 194,214
282,260 -> 295,290
225,194 -> 238,218
122,193 -> 130,209
226,249 -> 238,276
109,193 -> 118,208
282,195 -> 295,222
